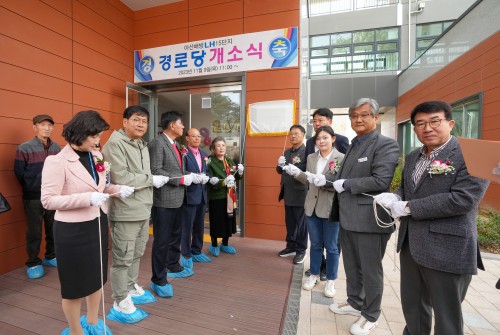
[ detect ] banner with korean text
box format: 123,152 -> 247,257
134,27 -> 298,83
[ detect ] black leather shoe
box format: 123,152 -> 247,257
168,265 -> 184,273
293,253 -> 306,264
278,247 -> 296,257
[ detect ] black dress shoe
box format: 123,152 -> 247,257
168,265 -> 184,273
293,253 -> 306,264
278,247 -> 296,257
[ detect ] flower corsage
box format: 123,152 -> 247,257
204,156 -> 211,165
181,145 -> 189,156
94,156 -> 111,174
327,158 -> 340,174
428,159 -> 455,176
291,155 -> 301,165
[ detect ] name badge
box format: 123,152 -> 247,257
358,157 -> 368,163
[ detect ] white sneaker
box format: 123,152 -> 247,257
113,295 -> 137,314
127,283 -> 145,297
350,316 -> 377,335
329,300 -> 361,316
302,275 -> 320,291
324,280 -> 335,297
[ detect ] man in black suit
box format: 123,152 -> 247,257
376,101 -> 489,335
304,108 -> 349,280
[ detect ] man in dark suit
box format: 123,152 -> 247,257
329,98 -> 399,335
181,128 -> 211,267
148,111 -> 202,296
276,125 -> 308,264
304,108 -> 349,280
376,101 -> 489,335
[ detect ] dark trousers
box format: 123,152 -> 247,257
181,202 -> 206,257
23,199 -> 55,267
340,227 -> 391,322
284,205 -> 308,254
400,240 -> 471,335
151,206 -> 182,285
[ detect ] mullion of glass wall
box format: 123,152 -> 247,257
310,27 -> 399,76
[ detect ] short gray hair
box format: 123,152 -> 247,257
348,98 -> 379,116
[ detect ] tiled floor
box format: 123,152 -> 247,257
295,234 -> 500,335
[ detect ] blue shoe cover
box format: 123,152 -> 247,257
149,283 -> 174,298
192,253 -> 212,262
42,257 -> 57,267
61,327 -> 90,335
130,289 -> 156,305
221,244 -> 237,254
80,315 -> 112,335
180,257 -> 194,270
167,267 -> 194,278
26,265 -> 44,279
209,245 -> 220,257
107,306 -> 149,324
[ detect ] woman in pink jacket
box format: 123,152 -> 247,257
41,111 -> 134,335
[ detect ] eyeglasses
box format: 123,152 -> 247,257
349,113 -> 372,120
414,119 -> 445,129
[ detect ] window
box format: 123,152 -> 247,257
310,27 -> 399,76
416,21 -> 454,58
308,0 -> 398,16
451,96 -> 481,139
399,121 -> 422,155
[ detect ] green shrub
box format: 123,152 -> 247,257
390,156 -> 404,192
478,210 -> 500,254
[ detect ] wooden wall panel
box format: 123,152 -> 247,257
73,43 -> 132,81
246,69 -> 299,91
74,22 -> 133,67
245,185 -> 281,206
0,7 -> 72,60
244,0 -> 300,17
41,0 -> 73,17
73,64 -> 126,98
0,196 -> 24,226
245,222 -> 286,241
0,222 -> 26,253
0,62 -> 72,103
0,87 -> 72,123
133,1 -> 188,20
134,11 -> 188,36
189,1 -> 243,26
0,34 -> 72,82
189,19 -> 243,41
78,0 -> 133,33
134,28 -> 189,50
73,0 -> 133,50
244,10 -> 299,33
1,0 -> 72,38
189,0 -> 236,9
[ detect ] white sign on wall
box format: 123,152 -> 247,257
134,27 -> 298,83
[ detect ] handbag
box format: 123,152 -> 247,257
0,193 -> 11,213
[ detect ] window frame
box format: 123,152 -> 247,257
415,20 -> 455,58
450,93 -> 483,139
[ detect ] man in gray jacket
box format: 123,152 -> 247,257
276,125 -> 308,264
103,106 -> 169,323
329,98 -> 399,335
376,101 -> 489,335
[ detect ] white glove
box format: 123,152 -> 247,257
313,174 -> 326,187
374,192 -> 401,208
389,201 -> 410,218
182,174 -> 193,186
90,192 -> 110,206
200,174 -> 210,184
152,175 -> 169,188
209,177 -> 219,185
333,179 -> 346,193
278,156 -> 286,167
224,175 -> 235,188
237,164 -> 244,175
191,173 -> 203,184
305,171 -> 316,184
119,185 -> 134,198
284,164 -> 301,177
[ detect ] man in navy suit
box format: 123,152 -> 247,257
304,108 -> 350,280
376,101 -> 489,335
181,128 -> 211,268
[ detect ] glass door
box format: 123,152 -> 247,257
189,87 -> 245,235
126,82 -> 158,142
